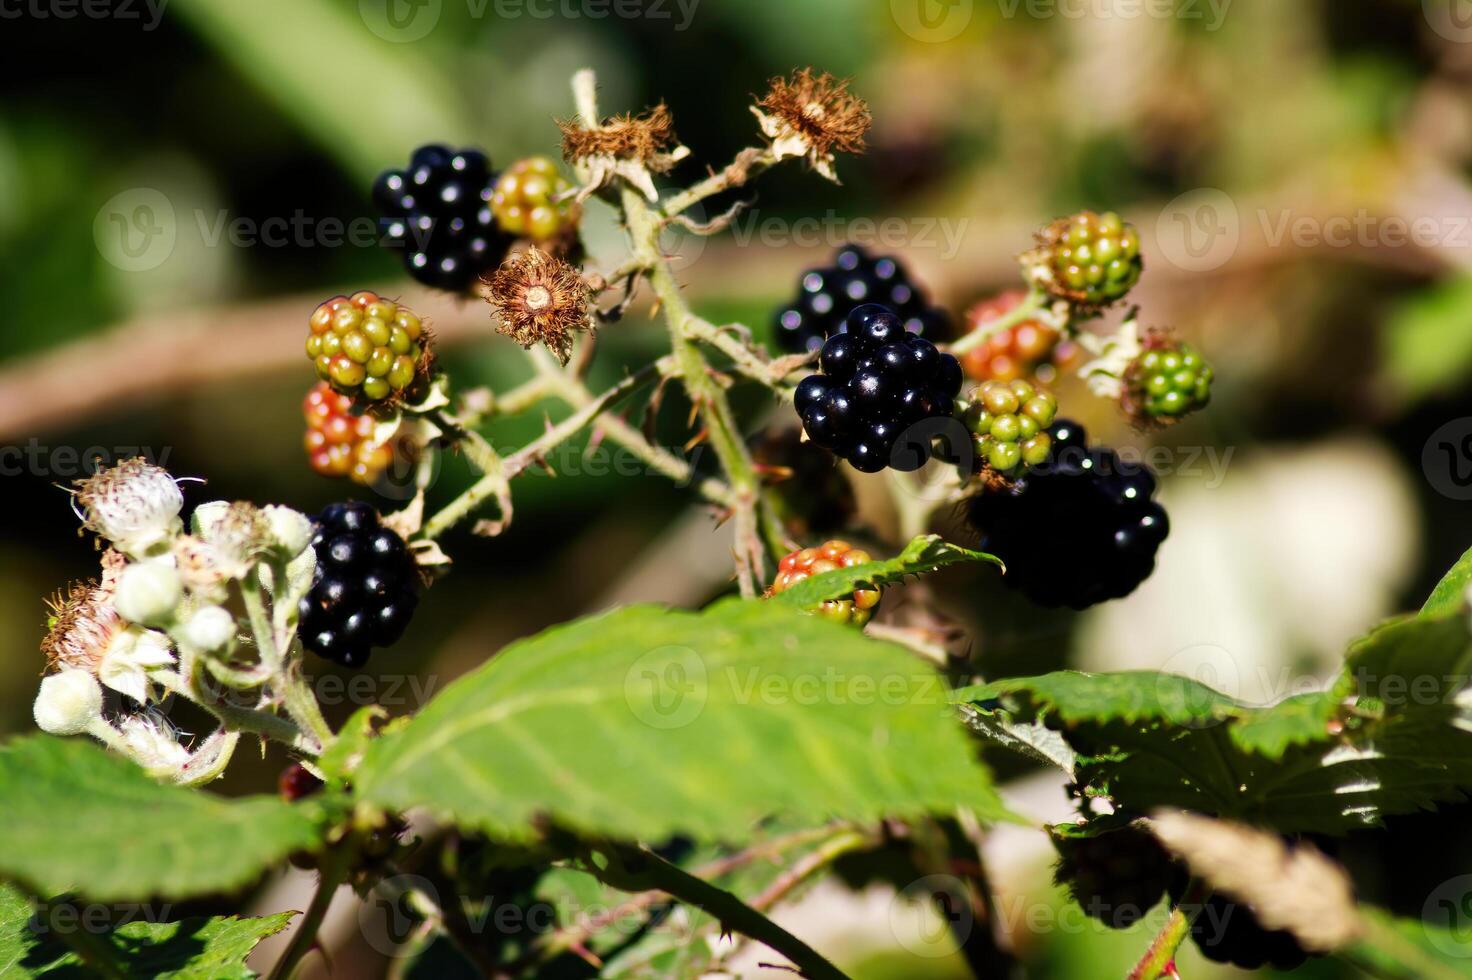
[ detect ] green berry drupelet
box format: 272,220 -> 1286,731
774,244 -> 950,354
490,156 -> 581,249
964,379 -> 1058,477
374,145 -> 511,291
967,420 -> 1168,608
794,304 -> 963,474
1028,210 -> 1142,309
1053,826 -> 1181,930
298,502 -> 418,668
307,291 -> 430,406
1125,336 -> 1213,422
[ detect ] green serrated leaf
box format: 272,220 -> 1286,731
955,615 -> 1472,834
0,737 -> 325,900
356,598 -> 1016,843
772,535 -> 1002,610
1421,545 -> 1472,619
0,882 -> 292,979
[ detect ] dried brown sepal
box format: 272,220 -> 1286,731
559,104 -> 690,202
752,69 -> 872,183
485,248 -> 592,365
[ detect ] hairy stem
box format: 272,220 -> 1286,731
1126,881 -> 1207,980
661,146 -> 778,217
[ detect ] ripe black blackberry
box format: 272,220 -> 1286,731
773,244 -> 950,354
966,420 -> 1168,608
1053,826 -> 1181,929
298,502 -> 418,668
1188,893 -> 1309,971
794,304 -> 962,474
374,144 -> 511,292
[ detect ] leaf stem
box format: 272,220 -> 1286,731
602,843 -> 853,980
268,831 -> 360,980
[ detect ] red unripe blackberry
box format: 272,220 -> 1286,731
278,762 -> 323,801
303,383 -> 394,484
306,291 -> 431,406
959,289 -> 1071,382
769,540 -> 881,626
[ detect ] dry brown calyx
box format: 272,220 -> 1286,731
752,69 -> 871,183
559,103 -> 690,202
485,248 -> 593,365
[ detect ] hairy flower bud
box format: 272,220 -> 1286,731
263,505 -> 314,558
34,670 -> 104,736
114,561 -> 183,626
178,605 -> 236,654
74,458 -> 184,557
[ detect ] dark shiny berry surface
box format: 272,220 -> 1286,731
375,144 -> 511,292
795,304 -> 961,474
1189,894 -> 1309,971
1054,827 -> 1182,930
773,245 -> 951,353
299,502 -> 419,667
967,420 -> 1169,609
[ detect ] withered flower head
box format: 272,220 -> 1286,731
559,104 -> 690,202
752,69 -> 871,183
485,248 -> 591,365
73,457 -> 184,557
42,579 -> 123,673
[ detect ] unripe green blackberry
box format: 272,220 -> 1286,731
1026,210 -> 1142,309
490,157 -> 581,250
964,379 -> 1057,476
306,291 -> 432,406
1125,338 -> 1213,422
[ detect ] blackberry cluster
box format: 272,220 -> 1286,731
769,540 -> 881,626
751,426 -> 856,537
1030,210 -> 1142,308
965,379 -> 1058,476
1188,894 -> 1309,971
966,420 -> 1168,608
298,502 -> 418,668
374,144 -> 510,292
307,291 -> 428,404
1054,826 -> 1181,929
773,245 -> 950,354
1126,341 -> 1214,421
959,289 -> 1068,382
794,304 -> 963,474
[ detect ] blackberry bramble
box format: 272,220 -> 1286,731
794,304 -> 962,474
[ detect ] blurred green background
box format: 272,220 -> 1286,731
7,0 -> 1472,976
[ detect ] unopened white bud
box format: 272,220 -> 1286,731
263,505 -> 314,558
34,670 -> 104,736
114,561 -> 183,626
179,605 -> 236,653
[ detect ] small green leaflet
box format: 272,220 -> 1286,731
771,534 -> 1001,609
356,597 -> 1016,842
0,882 -> 291,979
0,736 -> 325,900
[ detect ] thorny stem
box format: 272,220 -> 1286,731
268,830 -> 361,980
1126,881 -> 1207,980
661,146 -> 779,218
156,670 -> 316,754
947,287 -> 1048,356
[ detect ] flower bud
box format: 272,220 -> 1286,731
114,561 -> 182,626
34,670 -> 104,736
74,458 -> 184,558
263,505 -> 314,558
178,605 -> 236,653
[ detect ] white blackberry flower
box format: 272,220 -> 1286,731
73,458 -> 185,558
